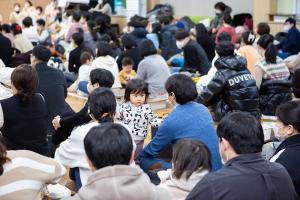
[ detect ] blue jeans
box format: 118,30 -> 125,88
78,81 -> 89,94
69,167 -> 82,189
278,52 -> 290,59
140,156 -> 172,172
64,72 -> 78,87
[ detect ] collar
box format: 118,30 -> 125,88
225,153 -> 264,166
276,134 -> 300,153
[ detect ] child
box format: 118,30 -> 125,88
68,51 -> 93,96
158,140 -> 211,200
119,79 -> 161,162
119,57 -> 136,87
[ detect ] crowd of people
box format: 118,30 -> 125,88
0,0 -> 300,199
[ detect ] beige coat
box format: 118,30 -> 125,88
63,165 -> 170,200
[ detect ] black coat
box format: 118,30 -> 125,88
197,55 -> 260,121
0,33 -> 13,66
271,134 -> 300,197
160,24 -> 181,60
183,40 -> 211,75
259,79 -> 292,116
186,153 -> 298,200
129,27 -> 148,47
116,47 -> 142,71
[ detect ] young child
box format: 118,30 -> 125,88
119,57 -> 137,87
119,79 -> 161,162
68,51 -> 93,96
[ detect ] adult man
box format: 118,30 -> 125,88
186,112 -> 298,200
63,123 -> 170,200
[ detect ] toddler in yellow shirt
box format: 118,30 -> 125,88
119,57 -> 136,87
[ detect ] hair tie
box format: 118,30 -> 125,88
16,25 -> 21,32
248,33 -> 255,42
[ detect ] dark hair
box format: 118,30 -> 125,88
124,79 -> 149,102
121,34 -> 137,49
175,29 -> 190,40
90,68 -> 114,88
84,123 -> 133,169
80,51 -> 93,64
14,3 -> 21,7
36,19 -> 46,27
72,11 -> 81,22
242,31 -> 256,45
96,41 -> 113,57
257,22 -> 270,36
158,13 -> 174,25
172,140 -> 212,180
165,74 -> 198,105
285,17 -> 296,26
216,41 -> 234,57
151,22 -> 162,34
1,24 -> 11,33
81,11 -> 91,21
88,88 -> 116,122
36,6 -> 43,13
223,14 -> 232,25
257,34 -> 277,64
25,0 -> 33,6
121,57 -> 134,67
0,142 -> 10,175
128,15 -> 148,28
217,112 -> 264,154
140,39 -> 157,57
32,45 -> 52,62
72,32 -> 84,46
214,2 -> 226,11
22,17 -> 33,28
87,20 -> 99,42
276,101 -> 300,133
11,64 -> 38,105
11,23 -> 22,35
292,69 -> 300,98
217,31 -> 232,43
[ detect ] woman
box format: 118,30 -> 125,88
238,31 -> 262,75
158,140 -> 211,200
11,23 -> 33,53
270,101 -> 300,197
84,20 -> 100,56
0,142 -> 66,199
255,34 -> 292,115
0,64 -> 50,156
91,0 -> 112,16
9,3 -> 22,24
137,39 -> 170,99
194,23 -> 215,62
92,41 -> 121,88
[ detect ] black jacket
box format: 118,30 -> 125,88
277,26 -> 300,55
259,79 -> 292,115
183,40 -> 211,75
129,27 -> 148,47
116,47 -> 142,71
0,33 -> 13,66
160,24 -> 181,60
271,134 -> 300,197
197,55 -> 260,121
186,153 -> 298,200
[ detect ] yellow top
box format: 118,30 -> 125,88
119,69 -> 137,86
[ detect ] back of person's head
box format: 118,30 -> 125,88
124,79 -> 149,102
72,32 -> 84,46
158,13 -> 174,25
90,68 -> 114,88
293,69 -> 300,98
217,31 -> 232,43
72,11 -> 81,22
1,24 -> 11,33
80,51 -> 93,65
36,19 -> 46,27
151,22 -> 162,34
223,14 -> 232,25
195,23 -> 208,37
214,2 -> 226,12
24,0 -> 33,7
257,22 -> 270,36
0,142 -> 10,175
285,17 -> 296,26
217,112 -> 264,154
140,39 -> 157,57
128,15 -> 148,28
32,45 -> 52,62
11,64 -> 38,104
257,34 -> 277,64
276,101 -> 300,134
11,23 -> 22,35
22,17 -> 33,28
36,6 -> 43,13
172,140 -> 212,180
88,88 -> 116,122
81,11 -> 91,21
96,41 -> 113,57
216,41 -> 234,57
122,57 -> 134,67
165,74 -> 198,105
84,123 -> 133,170
121,34 -> 137,49
175,29 -> 190,40
242,31 -> 256,45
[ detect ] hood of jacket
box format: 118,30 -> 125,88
93,55 -> 116,68
215,55 -> 247,71
131,27 -> 148,38
74,165 -> 170,200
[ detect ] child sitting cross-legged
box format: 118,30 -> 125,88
119,57 -> 136,87
118,79 -> 161,163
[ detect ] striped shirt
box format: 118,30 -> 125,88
0,150 -> 66,200
257,57 -> 290,80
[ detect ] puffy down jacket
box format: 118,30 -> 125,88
197,55 -> 260,121
259,79 -> 292,116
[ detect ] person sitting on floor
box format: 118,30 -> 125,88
119,57 -> 136,87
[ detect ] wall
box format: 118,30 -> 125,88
160,0 -> 253,16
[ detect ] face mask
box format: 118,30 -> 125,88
284,25 -> 290,32
215,9 -> 222,15
14,7 -> 20,13
273,125 -> 286,142
176,40 -> 185,50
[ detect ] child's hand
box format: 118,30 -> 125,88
52,116 -> 61,130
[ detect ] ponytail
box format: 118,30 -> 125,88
0,142 -> 10,175
265,43 -> 277,64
